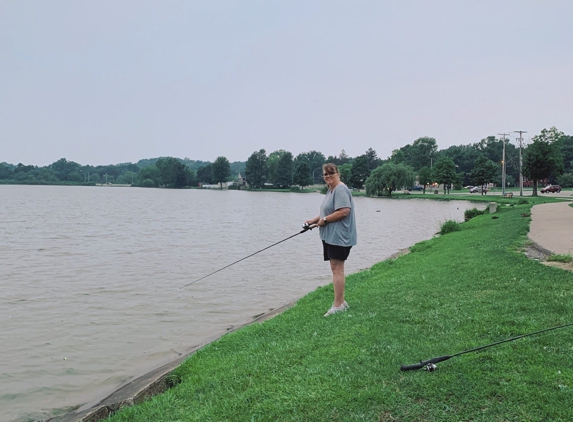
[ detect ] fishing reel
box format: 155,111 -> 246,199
302,222 -> 315,231
425,363 -> 438,372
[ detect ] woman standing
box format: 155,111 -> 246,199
306,163 -> 357,316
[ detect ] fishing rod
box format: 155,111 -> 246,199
180,223 -> 317,289
400,322 -> 573,372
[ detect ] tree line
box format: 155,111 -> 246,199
1,127 -> 571,195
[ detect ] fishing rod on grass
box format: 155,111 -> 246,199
180,223 -> 317,289
400,322 -> 573,372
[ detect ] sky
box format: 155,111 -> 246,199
1,1 -> 572,167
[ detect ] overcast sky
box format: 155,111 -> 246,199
1,1 -> 572,167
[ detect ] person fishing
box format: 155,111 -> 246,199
305,163 -> 357,316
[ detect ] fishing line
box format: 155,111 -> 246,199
400,322 -> 573,372
180,223 -> 317,289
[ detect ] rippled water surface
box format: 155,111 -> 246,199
0,185 -> 483,421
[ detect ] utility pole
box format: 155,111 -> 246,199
514,131 -> 527,196
498,133 -> 510,196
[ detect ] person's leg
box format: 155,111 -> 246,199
330,258 -> 345,307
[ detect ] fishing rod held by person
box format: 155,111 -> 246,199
180,223 -> 317,289
400,322 -> 573,372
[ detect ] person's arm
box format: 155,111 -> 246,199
317,207 -> 350,227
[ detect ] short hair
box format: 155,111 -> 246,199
322,163 -> 338,174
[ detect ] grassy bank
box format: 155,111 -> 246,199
108,197 -> 573,421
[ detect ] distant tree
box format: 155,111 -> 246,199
245,149 -> 267,189
410,137 -> 438,170
155,157 -> 187,188
432,156 -> 458,194
417,166 -> 433,194
469,155 -> 498,195
293,162 -> 312,188
389,149 -> 406,164
365,148 -> 381,170
364,163 -> 415,197
212,156 -> 231,188
197,164 -> 213,184
50,158 -> 81,181
0,163 -> 14,179
267,150 -> 289,185
522,127 -> 565,196
349,155 -> 370,189
560,135 -> 573,174
339,163 -> 352,185
274,152 -> 294,188
138,165 -> 160,186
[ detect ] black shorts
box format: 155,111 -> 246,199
322,240 -> 352,261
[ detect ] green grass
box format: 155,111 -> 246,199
107,198 -> 573,422
547,254 -> 573,263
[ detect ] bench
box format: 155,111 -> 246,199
503,192 -> 513,199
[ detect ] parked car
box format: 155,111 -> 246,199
464,185 -> 474,190
409,186 -> 424,191
540,184 -> 561,193
469,186 -> 488,194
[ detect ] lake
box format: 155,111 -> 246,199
0,185 -> 483,421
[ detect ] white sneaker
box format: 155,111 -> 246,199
324,304 -> 347,317
333,301 -> 349,310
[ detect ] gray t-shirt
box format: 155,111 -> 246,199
319,183 -> 357,247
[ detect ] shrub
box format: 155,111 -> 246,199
464,207 -> 484,221
289,186 -> 301,192
440,220 -> 461,235
141,178 -> 155,187
517,198 -> 529,205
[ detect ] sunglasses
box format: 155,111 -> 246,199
323,172 -> 337,177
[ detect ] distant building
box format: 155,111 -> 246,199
237,173 -> 248,189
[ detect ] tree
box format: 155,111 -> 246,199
339,163 -> 352,185
295,150 -> 326,184
410,137 -> 438,170
155,157 -> 188,188
432,156 -> 458,194
349,155 -> 370,189
50,158 -> 81,181
293,162 -> 312,188
197,164 -> 213,184
365,148 -> 381,170
245,149 -> 267,189
364,163 -> 415,197
274,152 -> 293,188
470,156 -> 498,195
0,162 -> 14,179
212,156 -> 231,188
417,166 -> 433,194
267,150 -> 289,185
522,127 -> 565,196
138,165 -> 160,187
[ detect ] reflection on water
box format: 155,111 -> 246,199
0,185 -> 483,421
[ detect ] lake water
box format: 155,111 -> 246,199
0,185 -> 483,422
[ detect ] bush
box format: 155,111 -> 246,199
464,207 -> 484,221
141,178 -> 155,187
289,186 -> 301,192
517,198 -> 529,205
440,220 -> 461,235
557,173 -> 573,188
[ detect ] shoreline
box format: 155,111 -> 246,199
50,249 -> 415,422
48,198 -> 572,421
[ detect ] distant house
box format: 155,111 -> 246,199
237,173 -> 248,189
